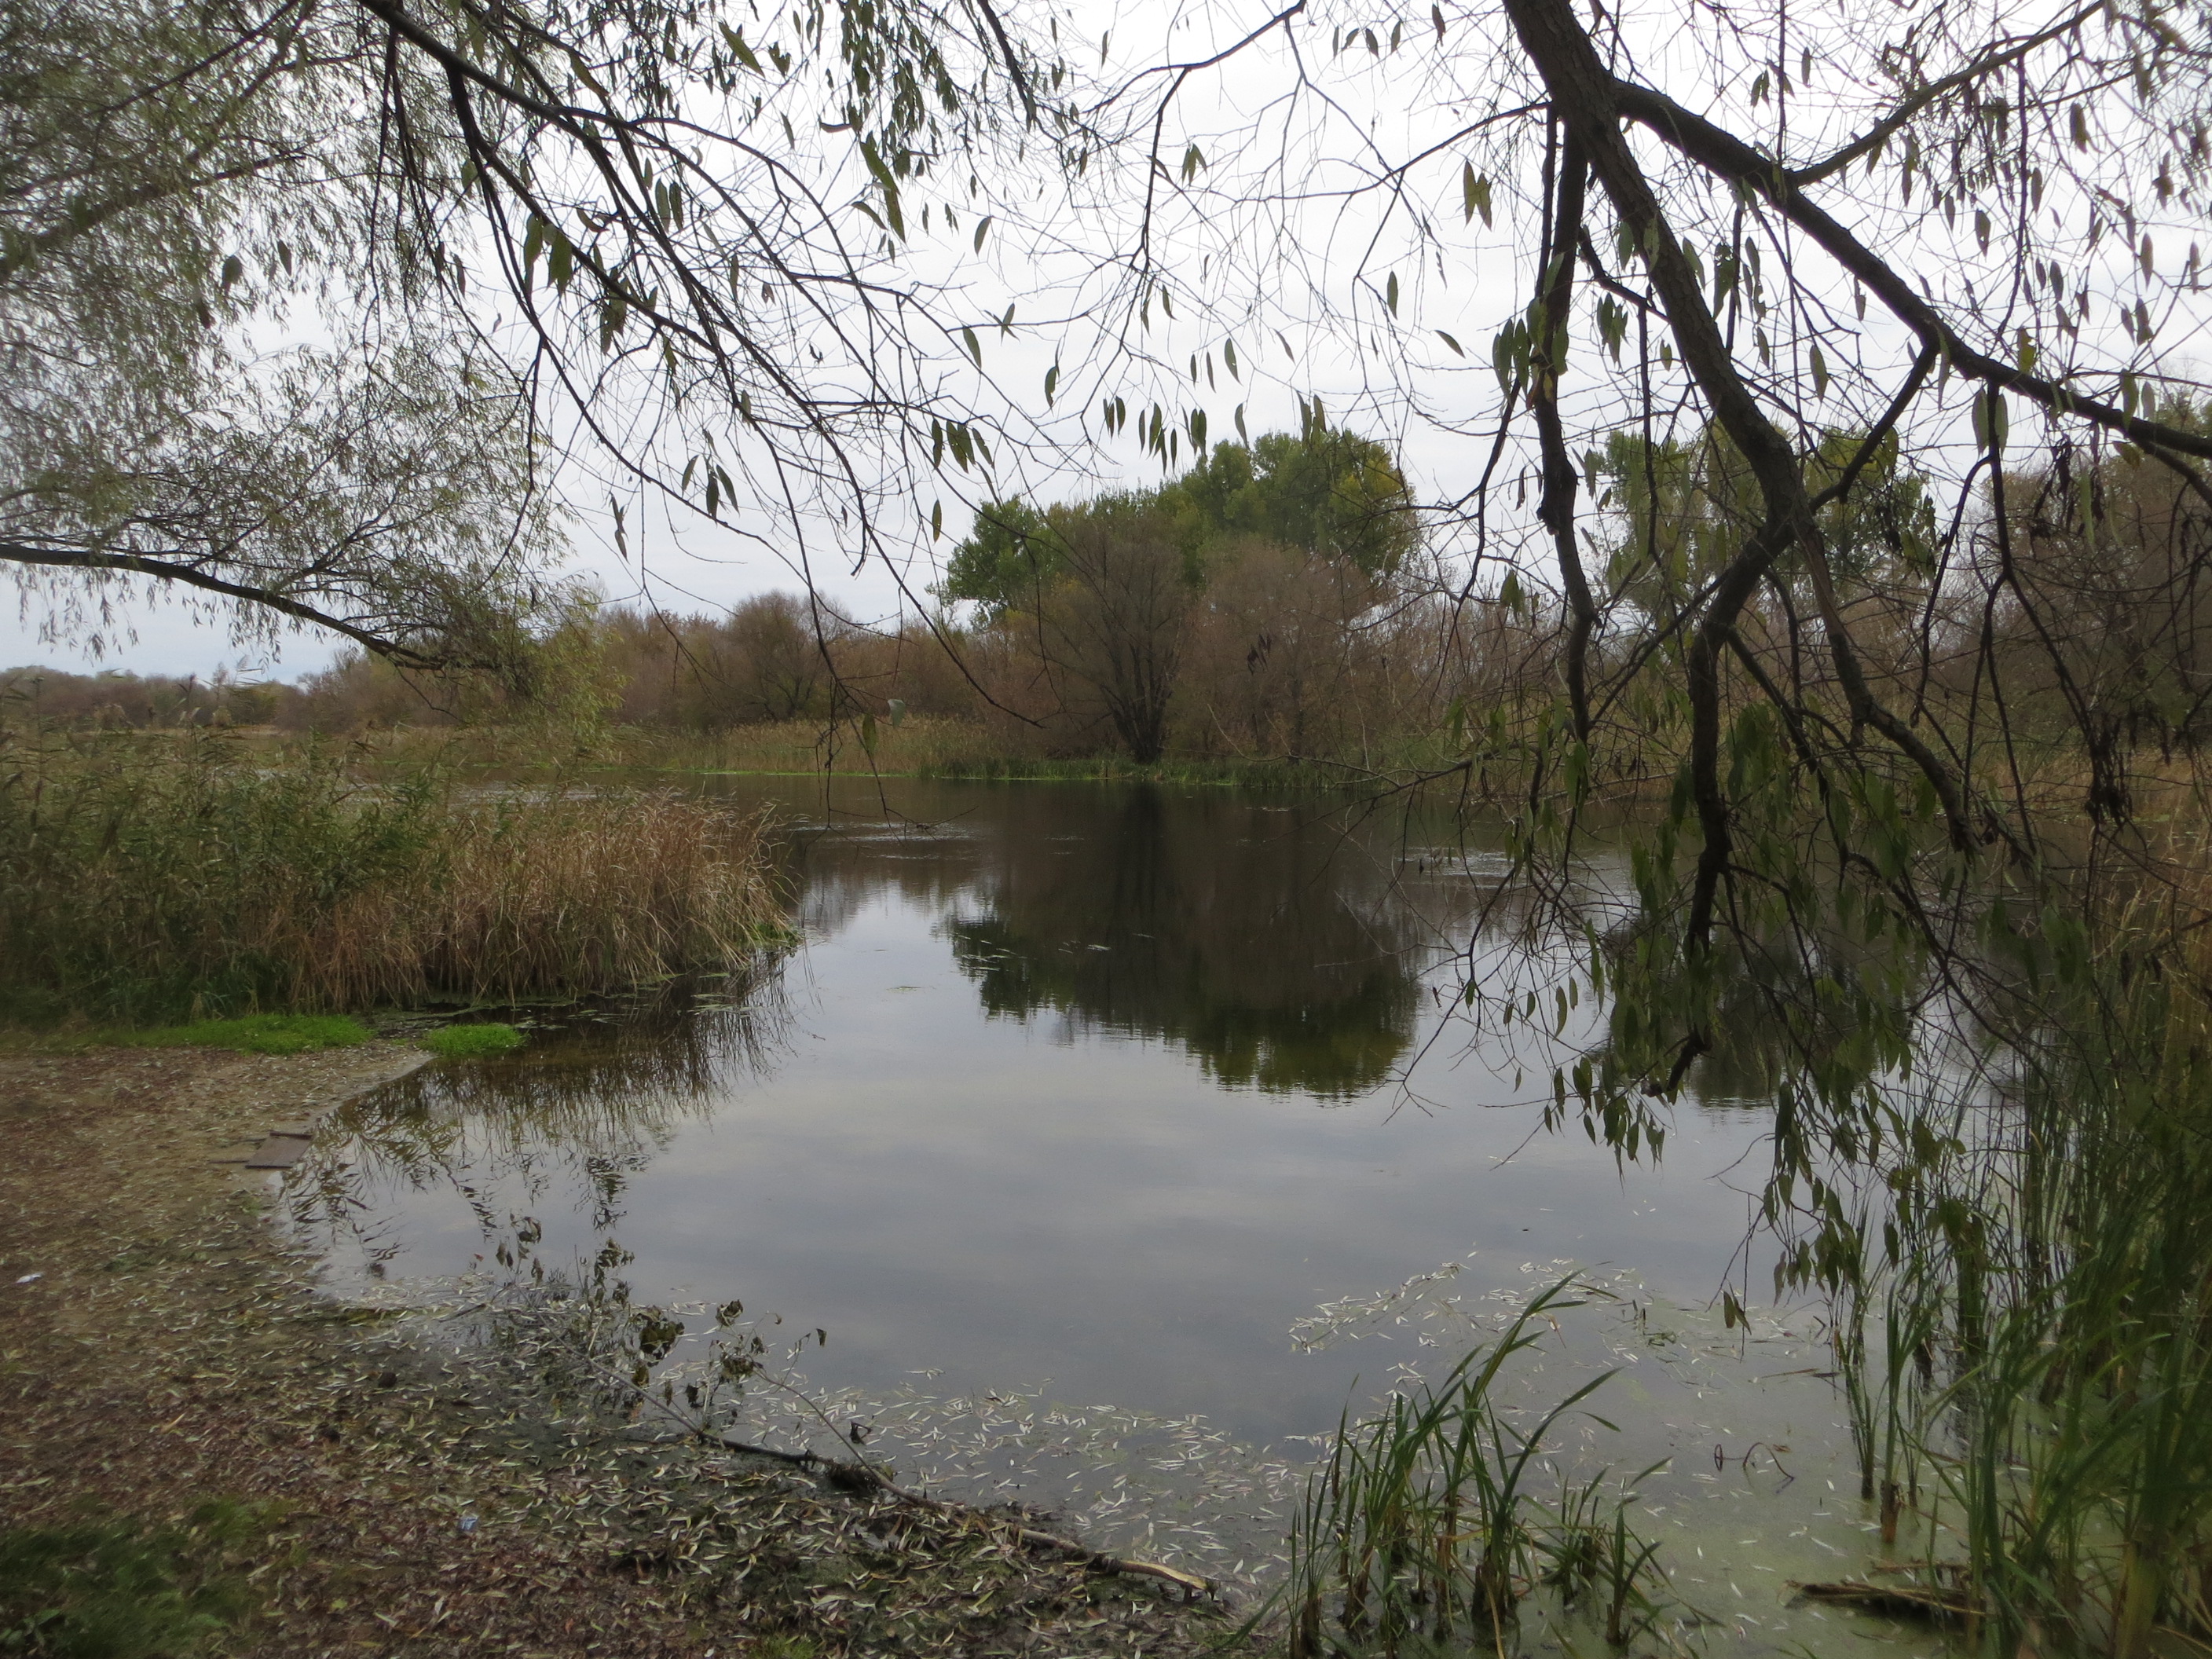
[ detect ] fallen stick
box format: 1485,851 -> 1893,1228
706,1431 -> 1217,1599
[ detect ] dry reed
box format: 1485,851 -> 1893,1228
293,789 -> 787,1007
0,731 -> 789,1023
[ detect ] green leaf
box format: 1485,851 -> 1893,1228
1972,390 -> 2008,451
1234,402 -> 1247,441
1462,163 -> 1492,227
972,215 -> 992,252
931,499 -> 943,540
1385,271 -> 1400,315
1223,339 -> 1240,379
858,139 -> 905,239
1432,4 -> 1445,37
962,325 -> 982,365
720,23 -> 763,72
1181,145 -> 1205,182
1809,342 -> 1829,397
1043,363 -> 1059,405
1437,329 -> 1464,356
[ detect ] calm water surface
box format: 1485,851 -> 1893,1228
295,778 -> 1920,1650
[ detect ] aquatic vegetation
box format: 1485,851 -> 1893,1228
1811,903 -> 2212,1659
419,1022 -> 526,1058
1284,1277 -> 1675,1658
0,731 -> 789,1023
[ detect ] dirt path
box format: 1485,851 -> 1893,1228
0,1046 -> 1228,1657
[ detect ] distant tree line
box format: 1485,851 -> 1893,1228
13,417 -> 2202,782
0,666 -> 298,729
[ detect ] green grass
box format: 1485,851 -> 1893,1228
115,1014 -> 373,1056
0,1500 -> 277,1657
419,1021 -> 525,1058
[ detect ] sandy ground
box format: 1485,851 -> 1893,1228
0,1043 -> 1228,1657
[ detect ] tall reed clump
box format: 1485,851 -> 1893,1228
0,730 -> 788,1024
1813,851 -> 2212,1659
1287,1278 -> 1669,1659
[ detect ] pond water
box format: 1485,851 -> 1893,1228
291,778 -> 1938,1654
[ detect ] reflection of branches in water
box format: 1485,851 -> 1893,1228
934,788 -> 1488,1098
287,963 -> 793,1255
791,825 -> 997,939
723,776 -> 1569,1103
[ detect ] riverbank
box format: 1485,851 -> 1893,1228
313,716 -> 1450,792
0,1042 -> 1229,1657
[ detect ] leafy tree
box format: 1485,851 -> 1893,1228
721,593 -> 842,722
1165,426 -> 1419,576
2,0 -> 1049,666
933,426 -> 1415,749
937,423 -> 1415,620
1595,424 -> 1936,622
936,498 -> 1064,621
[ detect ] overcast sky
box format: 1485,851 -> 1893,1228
8,0 -> 2193,679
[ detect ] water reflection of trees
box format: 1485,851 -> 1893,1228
290,965 -> 792,1256
934,787 -> 1469,1097
1584,906 -> 1931,1113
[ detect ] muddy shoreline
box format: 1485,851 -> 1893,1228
0,1043 -> 1229,1657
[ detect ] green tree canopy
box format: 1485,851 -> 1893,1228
934,423 -> 1416,619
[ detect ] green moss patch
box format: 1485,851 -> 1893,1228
419,1022 -> 525,1058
